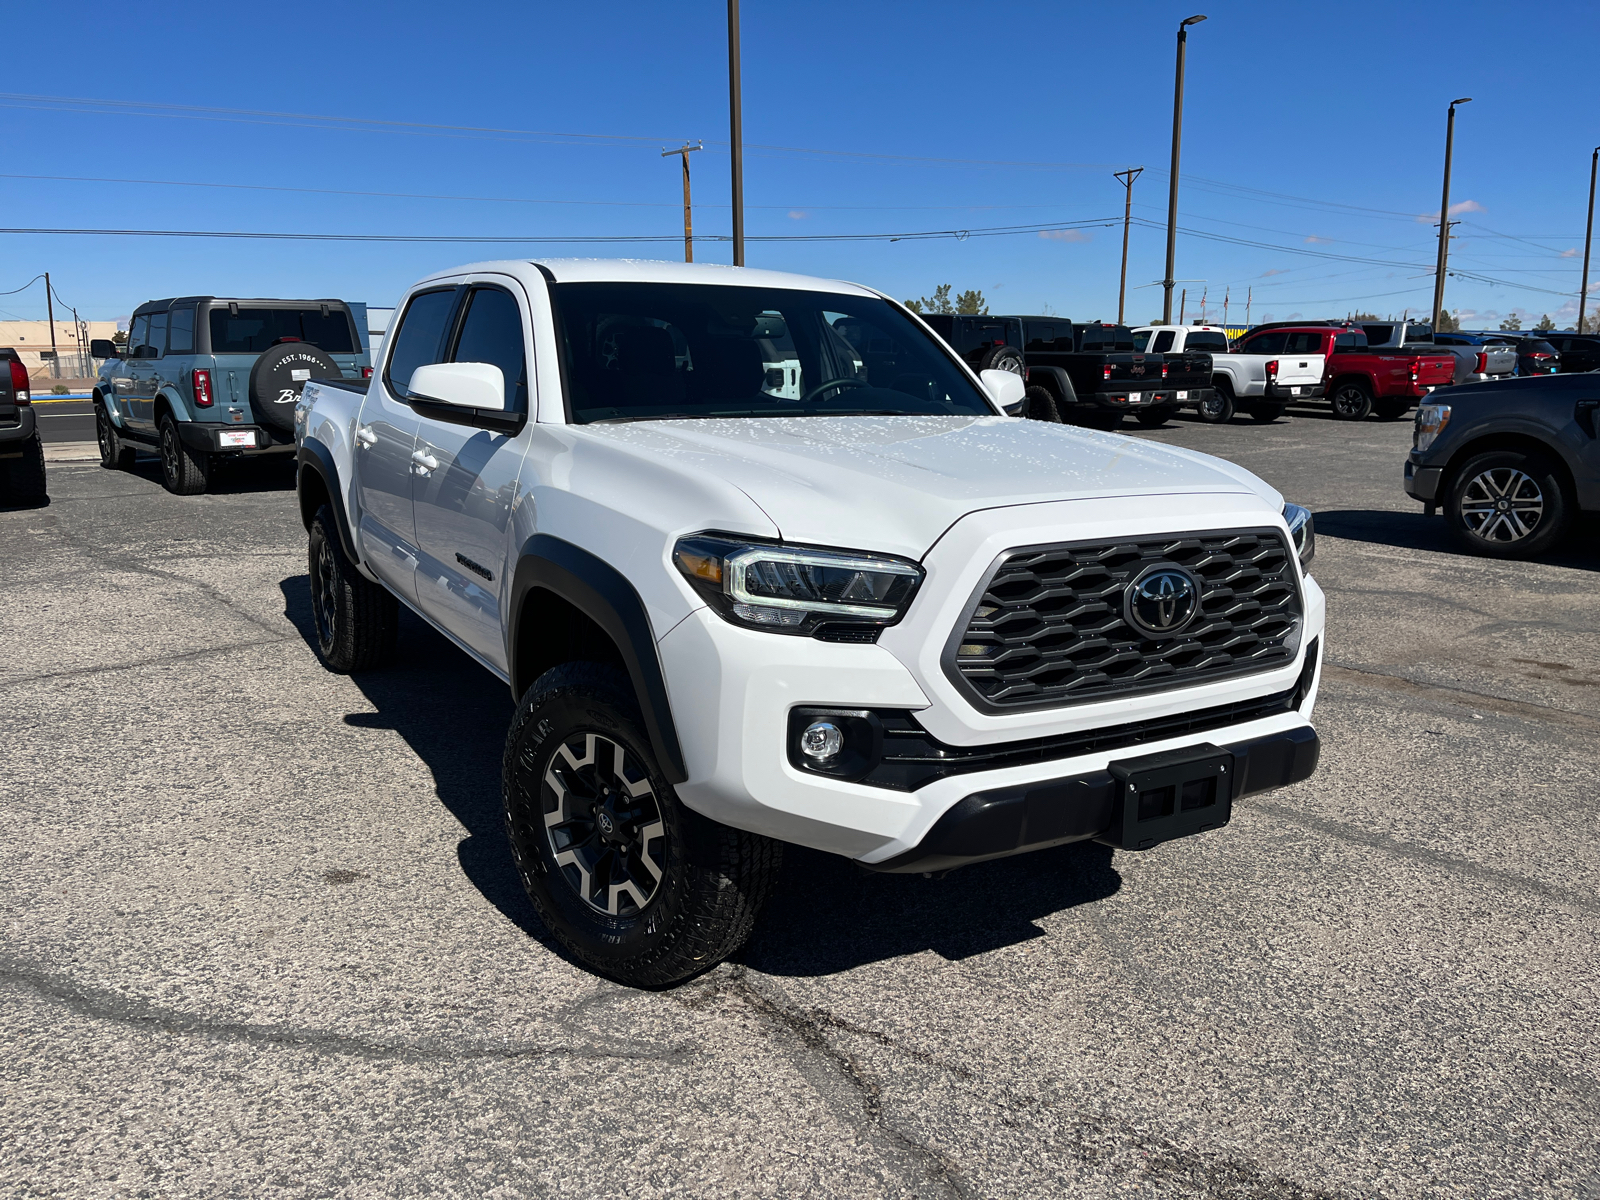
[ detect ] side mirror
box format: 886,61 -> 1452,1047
408,361 -> 505,411
980,368 -> 1027,415
90,339 -> 120,359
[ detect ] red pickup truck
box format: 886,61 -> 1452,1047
1238,324 -> 1455,421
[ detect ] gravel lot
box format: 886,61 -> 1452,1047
3,410 -> 1598,1199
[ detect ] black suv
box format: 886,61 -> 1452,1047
1405,374 -> 1600,557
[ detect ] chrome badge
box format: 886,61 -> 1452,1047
1125,567 -> 1200,638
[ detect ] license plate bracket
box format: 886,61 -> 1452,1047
1099,743 -> 1233,851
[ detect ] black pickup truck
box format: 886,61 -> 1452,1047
1004,318 -> 1170,430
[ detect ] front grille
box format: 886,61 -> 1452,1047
948,529 -> 1302,711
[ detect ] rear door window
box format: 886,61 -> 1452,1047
128,315 -> 151,357
1283,332 -> 1323,354
147,311 -> 169,358
167,306 -> 195,355
449,286 -> 528,412
1151,330 -> 1175,353
1240,331 -> 1287,354
385,289 -> 461,398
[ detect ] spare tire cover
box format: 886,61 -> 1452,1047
248,342 -> 343,431
980,344 -> 1025,375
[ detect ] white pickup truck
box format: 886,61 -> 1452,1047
1132,324 -> 1322,424
294,259 -> 1325,987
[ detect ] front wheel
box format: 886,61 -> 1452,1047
1444,450 -> 1571,559
503,663 -> 782,988
159,416 -> 210,495
308,505 -> 398,672
96,402 -> 137,470
1022,385 -> 1060,422
1329,382 -> 1372,421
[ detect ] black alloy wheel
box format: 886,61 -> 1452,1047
158,416 -> 209,495
1329,382 -> 1372,421
96,402 -> 136,470
540,732 -> 667,917
306,504 -> 397,671
1196,388 -> 1234,424
1444,450 -> 1570,559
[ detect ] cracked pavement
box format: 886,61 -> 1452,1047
3,411 -> 1598,1199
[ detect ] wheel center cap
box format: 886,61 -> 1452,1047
596,810 -> 617,837
1496,499 -> 1510,511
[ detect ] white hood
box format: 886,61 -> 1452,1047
583,415 -> 1282,559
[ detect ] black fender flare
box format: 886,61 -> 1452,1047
1028,365 -> 1078,406
296,437 -> 361,565
509,534 -> 687,784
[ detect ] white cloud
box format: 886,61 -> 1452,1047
1561,247 -> 1579,257
1260,268 -> 1287,277
1039,229 -> 1092,242
787,210 -> 807,220
1417,199 -> 1485,223
1286,312 -> 1303,320
1304,236 -> 1330,245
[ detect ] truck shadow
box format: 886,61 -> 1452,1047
1317,508 -> 1600,570
280,575 -> 1126,975
124,452 -> 297,495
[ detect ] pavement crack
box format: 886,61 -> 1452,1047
1323,661 -> 1600,733
0,635 -> 296,691
1,959 -> 694,1065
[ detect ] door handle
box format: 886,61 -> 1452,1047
355,425 -> 377,447
411,448 -> 439,473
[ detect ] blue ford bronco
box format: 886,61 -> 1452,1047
92,297 -> 370,494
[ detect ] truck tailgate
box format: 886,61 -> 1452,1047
1277,354 -> 1324,388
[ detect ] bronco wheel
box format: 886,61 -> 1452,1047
1444,450 -> 1571,559
1329,381 -> 1372,421
96,402 -> 136,470
504,663 -> 782,987
308,505 -> 397,671
1196,387 -> 1234,423
159,415 -> 210,495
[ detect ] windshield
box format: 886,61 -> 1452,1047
550,282 -> 994,423
208,307 -> 356,353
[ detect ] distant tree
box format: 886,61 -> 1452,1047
1435,310 -> 1461,333
1349,311 -> 1384,322
111,329 -> 128,346
905,284 -> 954,315
1499,313 -> 1523,331
955,289 -> 988,315
1582,313 -> 1600,334
1534,313 -> 1556,331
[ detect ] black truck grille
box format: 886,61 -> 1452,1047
948,529 -> 1302,711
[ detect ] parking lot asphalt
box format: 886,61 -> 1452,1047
29,398 -> 96,444
3,408 -> 1598,1199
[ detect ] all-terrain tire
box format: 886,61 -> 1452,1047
307,505 -> 398,671
1022,385 -> 1060,422
503,662 -> 783,988
96,400 -> 137,470
1329,380 -> 1373,421
1196,385 -> 1234,424
2,433 -> 47,500
1249,403 -> 1287,423
159,415 -> 210,495
1443,449 -> 1571,560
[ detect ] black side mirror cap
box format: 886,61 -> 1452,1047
90,339 -> 120,359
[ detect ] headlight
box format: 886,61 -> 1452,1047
1414,403 -> 1451,452
673,533 -> 923,638
1283,503 -> 1314,569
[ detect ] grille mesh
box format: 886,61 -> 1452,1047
950,530 -> 1302,710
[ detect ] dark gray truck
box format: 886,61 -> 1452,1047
1405,373 -> 1600,557
1004,318 -> 1173,430
92,296 -> 370,495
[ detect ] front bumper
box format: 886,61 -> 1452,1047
177,422 -> 295,456
1404,456 -> 1443,502
0,407 -> 38,447
1267,382 -> 1326,400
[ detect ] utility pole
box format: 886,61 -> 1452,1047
1430,97 -> 1472,331
44,271 -> 58,379
1180,288 -> 1187,324
1222,286 -> 1229,328
1246,286 -> 1252,327
1579,147 -> 1598,334
727,0 -> 745,267
662,142 -> 704,263
1162,14 -> 1207,324
1113,166 -> 1143,324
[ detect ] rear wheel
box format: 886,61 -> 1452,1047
1374,399 -> 1411,421
1444,450 -> 1571,559
159,415 -> 210,495
96,402 -> 137,470
1196,386 -> 1234,424
1022,385 -> 1060,422
1249,403 -> 1287,423
2,434 -> 47,500
308,504 -> 398,671
504,663 -> 783,987
1329,381 -> 1372,421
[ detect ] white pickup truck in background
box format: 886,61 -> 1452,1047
1359,321 -> 1516,386
1132,324 -> 1318,424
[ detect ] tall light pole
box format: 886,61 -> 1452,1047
662,142 -> 703,263
1162,14 -> 1206,324
1114,166 -> 1143,325
727,0 -> 745,267
1579,147 -> 1598,334
1430,97 -> 1471,331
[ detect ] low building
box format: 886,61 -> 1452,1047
0,319 -> 125,379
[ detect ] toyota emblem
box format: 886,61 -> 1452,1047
1125,567 -> 1200,637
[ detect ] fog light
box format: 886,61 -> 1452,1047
799,721 -> 844,761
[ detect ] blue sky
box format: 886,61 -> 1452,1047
3,0 -> 1597,329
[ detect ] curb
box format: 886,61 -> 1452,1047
45,441 -> 104,463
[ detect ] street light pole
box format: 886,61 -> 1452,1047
662,142 -> 703,263
1113,166 -> 1144,325
1579,147 -> 1598,334
1430,97 -> 1472,331
1162,14 -> 1206,324
727,0 -> 745,267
